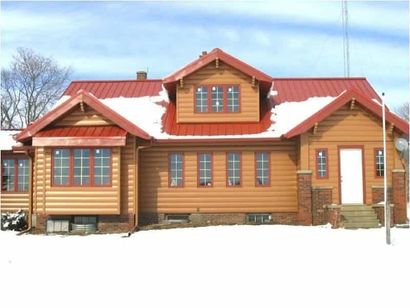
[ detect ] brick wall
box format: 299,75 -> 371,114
98,214 -> 134,233
312,187 -> 333,225
392,170 -> 407,224
297,171 -> 313,225
371,186 -> 392,204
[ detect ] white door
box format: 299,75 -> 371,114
340,148 -> 364,204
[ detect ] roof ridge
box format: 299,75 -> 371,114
272,77 -> 367,80
70,79 -> 163,83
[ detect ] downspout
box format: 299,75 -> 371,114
17,151 -> 34,235
127,140 -> 153,236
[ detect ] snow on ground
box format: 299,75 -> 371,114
0,225 -> 409,308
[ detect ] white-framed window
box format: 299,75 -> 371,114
375,149 -> 384,177
316,149 -> 328,179
227,85 -> 240,112
227,152 -> 241,186
94,149 -> 111,185
198,153 -> 212,187
169,153 -> 184,187
195,86 -> 208,112
256,152 -> 270,186
73,149 -> 90,186
17,159 -> 29,191
53,149 -> 70,186
2,159 -> 15,191
211,86 -> 224,112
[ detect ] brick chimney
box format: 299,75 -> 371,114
136,71 -> 147,80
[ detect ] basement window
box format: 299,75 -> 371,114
247,214 -> 271,224
165,214 -> 190,223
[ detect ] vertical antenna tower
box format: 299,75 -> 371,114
342,0 -> 350,77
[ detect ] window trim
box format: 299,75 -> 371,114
194,84 -> 241,114
51,148 -> 112,187
255,151 -> 271,187
1,155 -> 30,193
197,152 -> 213,188
168,152 -> 184,188
315,148 -> 329,179
226,152 -> 242,187
374,148 -> 384,178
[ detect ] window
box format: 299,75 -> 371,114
195,85 -> 240,113
316,149 -> 328,179
195,86 -> 208,112
375,148 -> 384,177
1,157 -> 29,192
227,85 -> 240,112
227,152 -> 241,186
52,148 -> 111,186
256,152 -> 270,186
198,153 -> 212,187
247,214 -> 271,224
211,86 -> 224,112
169,153 -> 183,187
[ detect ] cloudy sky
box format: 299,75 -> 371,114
0,0 -> 408,109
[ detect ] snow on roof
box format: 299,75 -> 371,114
0,130 -> 22,151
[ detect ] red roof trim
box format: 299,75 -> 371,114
32,137 -> 126,147
163,48 -> 272,83
152,137 -> 282,145
285,89 -> 409,138
16,90 -> 151,142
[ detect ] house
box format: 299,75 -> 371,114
1,48 -> 408,232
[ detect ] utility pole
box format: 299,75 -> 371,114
381,92 -> 391,245
342,0 -> 350,77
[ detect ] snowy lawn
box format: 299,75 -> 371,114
1,225 -> 409,308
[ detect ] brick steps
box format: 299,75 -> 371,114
341,205 -> 381,229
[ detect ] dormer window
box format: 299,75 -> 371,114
195,85 -> 240,113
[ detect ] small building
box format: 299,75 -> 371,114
1,48 -> 408,232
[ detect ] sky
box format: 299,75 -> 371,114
0,0 -> 408,109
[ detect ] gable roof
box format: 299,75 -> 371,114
285,89 -> 409,138
163,48 -> 273,84
16,90 -> 151,142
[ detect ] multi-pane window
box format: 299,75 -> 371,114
53,149 -> 70,185
1,157 -> 29,192
198,153 -> 212,187
316,149 -> 328,179
73,149 -> 90,186
256,152 -> 270,186
94,149 -> 111,185
195,86 -> 208,112
227,152 -> 241,186
375,149 -> 384,177
227,85 -> 240,112
52,148 -> 111,186
169,153 -> 183,187
211,86 -> 224,112
195,85 -> 240,113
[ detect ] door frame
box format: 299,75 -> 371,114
337,145 -> 366,204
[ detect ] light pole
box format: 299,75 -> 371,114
382,92 -> 391,245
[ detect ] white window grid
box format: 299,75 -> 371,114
317,150 -> 327,177
17,159 -> 29,191
53,149 -> 70,185
170,154 -> 183,187
376,150 -> 384,176
196,86 -> 208,112
256,153 -> 269,185
94,149 -> 111,185
199,154 -> 212,186
227,86 -> 239,112
73,149 -> 90,186
2,159 -> 15,191
228,153 -> 241,186
211,86 -> 224,112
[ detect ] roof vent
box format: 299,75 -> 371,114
199,51 -> 207,58
136,71 -> 147,80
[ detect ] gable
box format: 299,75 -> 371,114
52,104 -> 115,127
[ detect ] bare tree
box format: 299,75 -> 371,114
394,101 -> 409,122
1,48 -> 72,129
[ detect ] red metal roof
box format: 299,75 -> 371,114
162,101 -> 272,136
271,78 -> 381,103
163,48 -> 273,84
63,80 -> 163,99
35,126 -> 127,138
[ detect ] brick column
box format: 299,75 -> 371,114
297,170 -> 313,225
392,169 -> 407,224
312,187 -> 333,225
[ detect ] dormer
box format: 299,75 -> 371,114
163,48 -> 273,123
